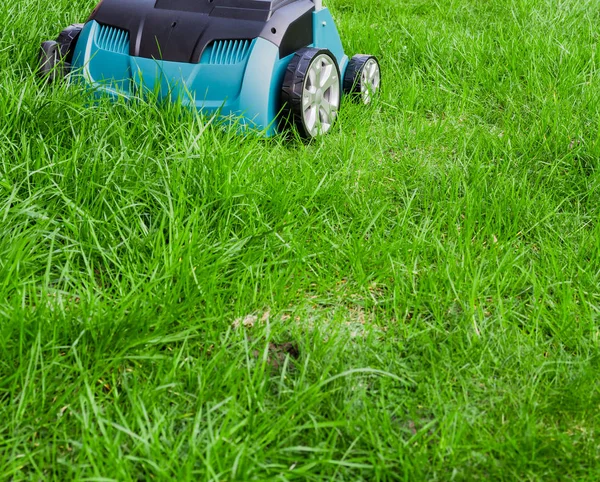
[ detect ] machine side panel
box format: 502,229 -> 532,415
71,21 -> 133,97
238,37 -> 294,135
71,24 -> 288,134
313,8 -> 348,78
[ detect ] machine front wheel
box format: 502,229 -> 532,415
281,48 -> 341,138
343,55 -> 381,105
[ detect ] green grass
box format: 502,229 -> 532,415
1,0 -> 600,479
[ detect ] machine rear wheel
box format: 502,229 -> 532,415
56,24 -> 84,64
281,48 -> 341,138
343,55 -> 381,105
39,24 -> 83,82
39,41 -> 62,82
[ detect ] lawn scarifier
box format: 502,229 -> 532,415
39,0 -> 381,138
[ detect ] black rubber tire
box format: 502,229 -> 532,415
56,24 -> 84,64
39,24 -> 83,82
343,54 -> 381,104
280,47 -> 341,139
39,40 -> 62,82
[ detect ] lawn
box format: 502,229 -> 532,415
1,0 -> 600,479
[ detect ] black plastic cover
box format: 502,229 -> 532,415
89,0 -> 315,63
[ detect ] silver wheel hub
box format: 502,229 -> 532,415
361,58 -> 381,104
302,53 -> 340,137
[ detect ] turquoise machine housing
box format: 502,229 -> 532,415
69,1 -> 349,136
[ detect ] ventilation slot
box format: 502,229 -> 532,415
204,40 -> 252,65
95,24 -> 130,55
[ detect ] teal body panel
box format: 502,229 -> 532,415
71,8 -> 348,135
72,21 -> 132,98
313,8 -> 349,79
238,41 -> 293,135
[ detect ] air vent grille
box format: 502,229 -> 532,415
203,40 -> 252,65
95,24 -> 130,55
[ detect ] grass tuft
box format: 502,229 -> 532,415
1,0 -> 600,479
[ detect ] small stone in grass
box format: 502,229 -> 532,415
232,314 -> 258,330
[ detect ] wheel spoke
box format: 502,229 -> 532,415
303,88 -> 317,108
303,93 -> 310,108
321,121 -> 331,132
305,105 -> 317,133
315,109 -> 323,134
320,98 -> 335,120
316,108 -> 329,135
320,64 -> 333,88
369,61 -> 378,79
362,82 -> 372,104
313,61 -> 322,86
308,69 -> 317,90
322,71 -> 339,91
